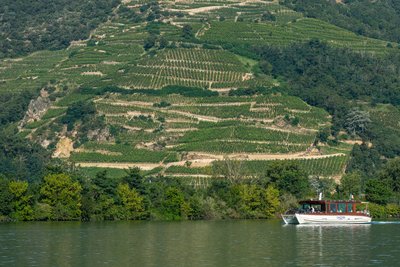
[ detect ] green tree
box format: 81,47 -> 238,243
262,185 -> 280,218
81,170 -> 119,221
265,161 -> 310,198
117,183 -> 144,219
379,158 -> 400,193
259,60 -> 273,75
237,184 -> 262,218
40,173 -> 82,220
345,108 -> 371,137
161,187 -> 188,220
144,35 -> 157,50
159,36 -> 168,49
182,24 -> 194,40
365,179 -> 392,205
261,11 -> 276,22
0,177 -> 12,217
236,184 -> 280,218
122,167 -> 146,194
340,172 -> 362,199
310,176 -> 336,198
9,180 -> 34,221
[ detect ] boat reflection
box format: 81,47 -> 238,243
292,222 -> 371,266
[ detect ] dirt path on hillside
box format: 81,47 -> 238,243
170,6 -> 226,15
173,102 -> 254,107
100,99 -> 320,132
165,174 -> 216,178
77,162 -> 161,170
183,152 -> 346,161
76,151 -> 346,171
165,128 -> 198,132
163,109 -> 222,122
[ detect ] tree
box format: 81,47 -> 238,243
365,179 -> 392,205
340,172 -> 362,199
40,173 -> 82,220
60,101 -> 96,130
235,184 -> 280,219
92,170 -> 117,196
379,158 -> 400,193
143,35 -> 157,50
159,36 -> 168,49
316,128 -> 330,143
0,177 -> 12,216
259,60 -> 273,75
81,170 -> 120,221
237,184 -> 263,218
9,180 -> 34,221
265,161 -> 310,198
346,143 -> 382,179
309,176 -> 336,197
291,116 -> 300,126
262,185 -> 280,218
161,187 -> 188,220
261,11 -> 276,22
213,158 -> 246,183
345,108 -> 371,137
117,183 -> 144,219
122,167 -> 146,194
182,24 -> 194,40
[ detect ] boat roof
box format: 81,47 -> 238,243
299,199 -> 364,205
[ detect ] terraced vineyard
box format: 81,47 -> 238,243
0,50 -> 68,92
6,0 -> 385,182
1,0 -> 397,93
50,92 -> 351,178
200,19 -> 394,54
120,48 -> 253,89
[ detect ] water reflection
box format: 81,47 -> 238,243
1,221 -> 400,267
294,224 -> 371,266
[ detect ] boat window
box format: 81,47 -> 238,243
338,203 -> 346,213
330,203 -> 337,213
313,205 -> 321,212
347,204 -> 353,213
320,204 -> 325,212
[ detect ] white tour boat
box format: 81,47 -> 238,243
281,199 -> 372,224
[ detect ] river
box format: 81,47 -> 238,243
1,220 -> 400,267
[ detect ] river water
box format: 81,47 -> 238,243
1,220 -> 399,267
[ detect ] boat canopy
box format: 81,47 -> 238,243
299,200 -> 364,205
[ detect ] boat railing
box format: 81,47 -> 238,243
285,209 -> 370,216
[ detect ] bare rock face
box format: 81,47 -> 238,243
19,89 -> 51,128
87,127 -> 112,142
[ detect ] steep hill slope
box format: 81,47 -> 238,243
282,0 -> 400,43
0,0 -> 120,58
3,0 -> 400,182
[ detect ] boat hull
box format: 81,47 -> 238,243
294,213 -> 371,224
281,214 -> 298,224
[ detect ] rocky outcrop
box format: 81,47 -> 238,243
87,127 -> 113,142
19,89 -> 51,128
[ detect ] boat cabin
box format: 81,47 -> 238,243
298,200 -> 367,215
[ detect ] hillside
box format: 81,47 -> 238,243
282,0 -> 400,43
2,0 -> 400,223
0,0 -> 368,183
1,0 -> 400,184
0,0 -> 120,59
